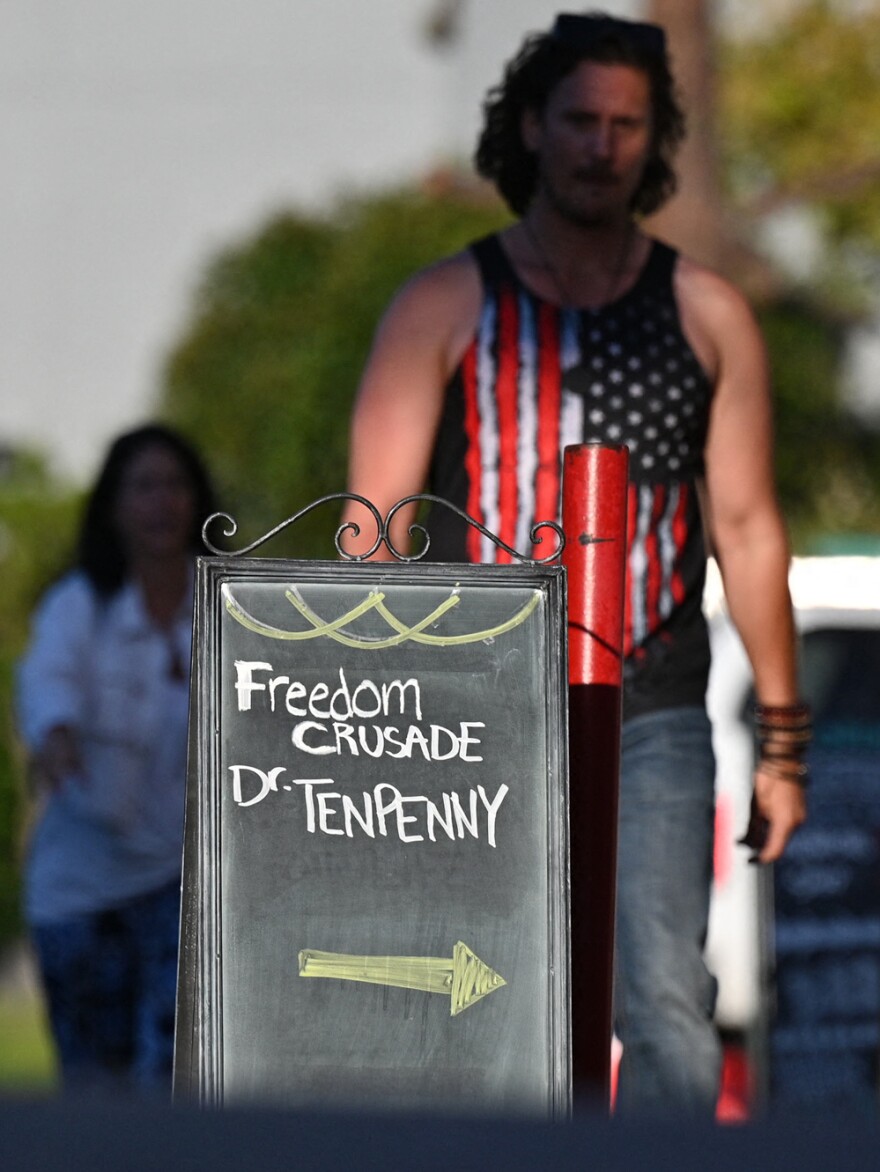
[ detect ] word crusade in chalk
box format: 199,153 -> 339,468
233,662 -> 485,762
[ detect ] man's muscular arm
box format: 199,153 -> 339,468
679,260 -> 806,863
343,253 -> 481,559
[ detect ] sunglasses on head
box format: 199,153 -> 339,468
551,13 -> 667,57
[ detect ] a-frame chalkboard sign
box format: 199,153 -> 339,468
174,497 -> 570,1117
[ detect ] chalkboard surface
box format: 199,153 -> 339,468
175,558 -> 570,1116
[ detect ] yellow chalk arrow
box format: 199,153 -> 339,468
298,941 -> 507,1016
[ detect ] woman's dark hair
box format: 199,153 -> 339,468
77,423 -> 218,595
475,14 -> 686,217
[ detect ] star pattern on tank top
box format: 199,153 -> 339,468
561,296 -> 710,480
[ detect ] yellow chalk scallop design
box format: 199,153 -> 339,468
222,584 -> 540,648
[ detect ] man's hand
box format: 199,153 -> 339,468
739,766 -> 807,864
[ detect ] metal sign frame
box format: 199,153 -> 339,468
175,502 -> 571,1116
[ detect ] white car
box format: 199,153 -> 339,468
705,556 -> 880,1109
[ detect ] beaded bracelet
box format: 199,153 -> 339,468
753,701 -> 813,787
753,702 -> 811,716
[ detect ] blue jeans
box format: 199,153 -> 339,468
31,878 -> 180,1094
614,707 -> 722,1114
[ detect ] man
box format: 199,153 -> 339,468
344,12 -> 808,1113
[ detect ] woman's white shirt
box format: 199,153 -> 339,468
17,570 -> 193,923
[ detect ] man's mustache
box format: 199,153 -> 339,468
573,166 -> 618,183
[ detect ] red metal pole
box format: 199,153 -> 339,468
561,441 -> 629,1108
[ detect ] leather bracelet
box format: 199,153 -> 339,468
754,701 -> 811,720
753,700 -> 812,786
757,730 -> 811,748
759,758 -> 810,786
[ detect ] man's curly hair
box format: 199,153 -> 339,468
475,19 -> 686,217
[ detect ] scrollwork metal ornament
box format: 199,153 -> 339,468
202,493 -> 567,564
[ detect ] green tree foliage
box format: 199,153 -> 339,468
0,456 -> 81,947
760,300 -> 880,547
721,1 -> 880,252
714,2 -> 880,544
161,187 -> 509,558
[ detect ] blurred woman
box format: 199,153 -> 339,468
16,423 -> 217,1092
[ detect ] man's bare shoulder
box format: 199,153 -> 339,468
674,253 -> 759,329
387,248 -> 481,319
672,251 -> 765,381
374,248 -> 483,376
389,244 -> 475,302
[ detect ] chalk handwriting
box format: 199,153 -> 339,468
234,664 -> 422,720
227,766 -> 509,847
290,720 -> 484,760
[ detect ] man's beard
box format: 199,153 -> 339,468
539,167 -> 633,228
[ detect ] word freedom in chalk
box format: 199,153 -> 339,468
234,662 -> 424,721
